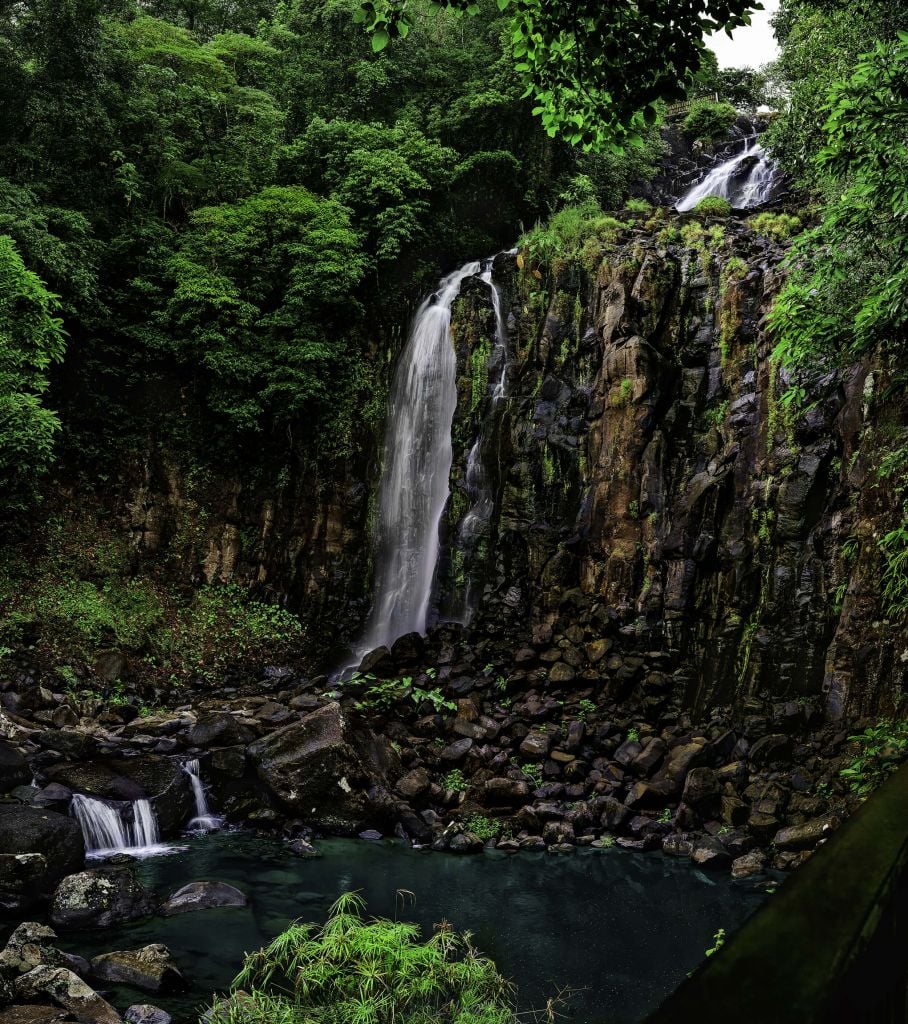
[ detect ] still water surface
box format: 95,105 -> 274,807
62,832 -> 768,1024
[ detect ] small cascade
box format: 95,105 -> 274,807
352,260 -> 479,661
675,138 -> 781,211
183,758 -> 223,831
71,793 -> 170,859
453,255 -> 513,622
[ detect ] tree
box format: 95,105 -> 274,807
159,186 -> 367,434
769,34 -> 908,372
0,235 -> 67,511
355,0 -> 763,149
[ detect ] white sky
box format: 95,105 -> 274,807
707,0 -> 780,69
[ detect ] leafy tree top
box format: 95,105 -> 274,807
355,0 -> 762,150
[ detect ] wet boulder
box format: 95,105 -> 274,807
772,814 -> 839,851
0,806 -> 84,909
690,837 -> 732,870
125,1006 -> 171,1024
159,881 -> 247,916
248,703 -> 399,832
481,778 -> 530,805
90,945 -> 185,993
187,714 -> 255,749
14,966 -> 121,1024
49,867 -> 157,930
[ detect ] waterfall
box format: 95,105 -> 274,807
71,793 -> 169,858
354,260 -> 479,659
183,758 -> 223,831
676,138 -> 781,212
454,256 -> 513,621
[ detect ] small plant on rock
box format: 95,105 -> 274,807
626,727 -> 640,743
441,769 -> 469,793
463,814 -> 501,842
840,720 -> 908,796
577,699 -> 596,721
694,196 -> 732,218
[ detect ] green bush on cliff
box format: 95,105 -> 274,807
682,100 -> 738,141
208,891 -> 517,1024
693,196 -> 732,217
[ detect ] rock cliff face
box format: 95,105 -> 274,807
73,208 -> 904,720
434,215 -> 904,719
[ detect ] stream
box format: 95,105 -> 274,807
58,833 -> 769,1024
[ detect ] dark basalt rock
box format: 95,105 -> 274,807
49,867 -> 157,930
188,713 -> 256,749
0,806 -> 84,910
0,741 -> 29,793
160,881 -> 247,916
248,702 -> 398,832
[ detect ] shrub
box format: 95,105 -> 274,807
463,814 -> 501,841
693,196 -> 732,217
748,211 -> 802,241
210,891 -> 518,1024
841,720 -> 908,796
683,100 -> 738,141
625,198 -> 652,215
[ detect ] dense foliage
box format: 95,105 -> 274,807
356,0 -> 763,149
0,235 -> 66,511
209,891 -> 518,1024
0,0 -> 667,506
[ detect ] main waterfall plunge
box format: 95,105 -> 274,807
352,256 -> 509,662
675,137 -> 781,211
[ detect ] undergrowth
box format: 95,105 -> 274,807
207,891 -> 518,1024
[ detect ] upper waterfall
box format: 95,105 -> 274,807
353,260 -> 478,660
675,137 -> 781,212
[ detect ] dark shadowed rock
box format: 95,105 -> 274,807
481,778 -> 530,805
0,806 -> 84,909
248,702 -> 398,832
439,738 -> 473,763
0,741 -> 29,793
188,714 -> 255,749
160,881 -> 247,916
731,850 -> 767,879
690,837 -> 731,870
749,733 -> 793,767
90,945 -> 185,993
50,867 -> 156,930
125,1006 -> 172,1024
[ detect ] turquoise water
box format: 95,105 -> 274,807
61,832 -> 768,1024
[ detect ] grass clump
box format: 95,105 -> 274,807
210,891 -> 518,1024
463,814 -> 502,841
748,211 -> 802,241
520,202 -> 627,269
693,196 -> 732,218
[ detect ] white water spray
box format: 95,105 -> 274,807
183,759 -> 223,831
676,138 -> 781,212
354,260 -> 479,659
71,793 -> 170,858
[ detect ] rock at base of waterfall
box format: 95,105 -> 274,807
14,966 -> 121,1024
159,881 -> 247,916
0,921 -> 71,977
247,702 -> 399,832
125,1006 -> 172,1024
0,806 -> 85,910
90,944 -> 185,993
49,867 -> 157,930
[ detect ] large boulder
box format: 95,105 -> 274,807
772,813 -> 839,851
0,806 -> 84,909
247,703 -> 398,832
15,966 -> 121,1024
0,922 -> 70,977
159,881 -> 247,917
49,867 -> 157,930
90,945 -> 184,993
0,741 -> 30,793
188,714 -> 255,749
